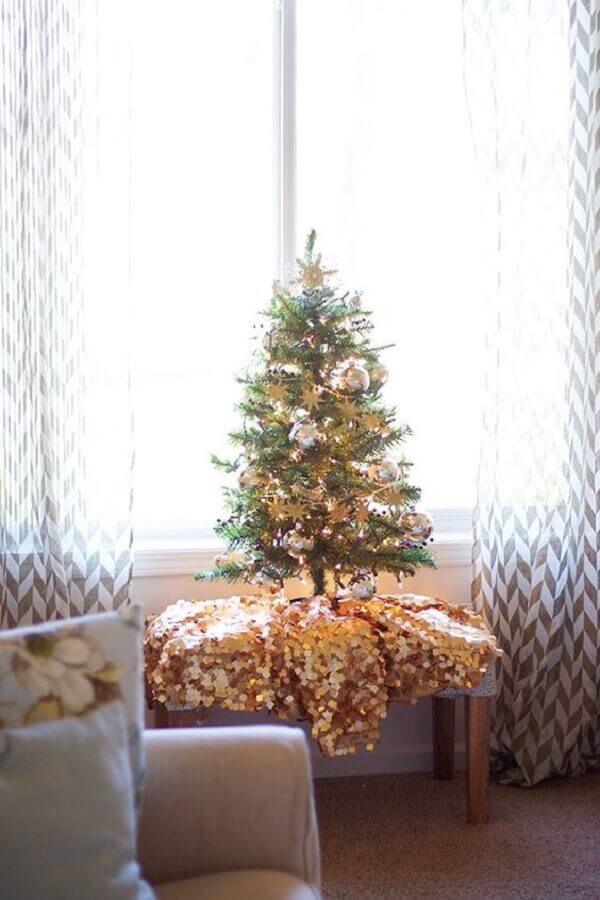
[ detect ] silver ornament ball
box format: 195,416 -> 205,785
251,571 -> 274,586
262,329 -> 280,353
290,420 -> 321,450
350,571 -> 376,600
399,510 -> 434,543
290,407 -> 309,423
283,529 -> 315,559
373,458 -> 399,484
280,363 -> 302,376
339,362 -> 370,393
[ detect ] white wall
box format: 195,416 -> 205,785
133,557 -> 471,777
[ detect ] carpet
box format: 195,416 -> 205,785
315,771 -> 600,899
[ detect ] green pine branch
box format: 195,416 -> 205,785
198,232 -> 436,595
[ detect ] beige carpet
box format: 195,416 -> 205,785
315,772 -> 600,900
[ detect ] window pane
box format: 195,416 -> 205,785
296,0 -> 483,511
131,0 -> 274,537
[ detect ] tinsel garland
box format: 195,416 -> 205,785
144,593 -> 500,757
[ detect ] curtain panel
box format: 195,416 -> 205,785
467,0 -> 600,785
0,0 -> 133,627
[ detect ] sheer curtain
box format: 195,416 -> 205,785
467,0 -> 600,784
0,1 -> 132,626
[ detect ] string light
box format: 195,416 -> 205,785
204,235 -> 437,593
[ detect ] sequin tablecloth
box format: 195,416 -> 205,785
144,593 -> 500,757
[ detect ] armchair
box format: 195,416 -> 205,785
139,725 -> 321,900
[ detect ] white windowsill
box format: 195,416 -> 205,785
132,531 -> 472,578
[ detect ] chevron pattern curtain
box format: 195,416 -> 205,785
0,1 -> 133,627
467,0 -> 600,785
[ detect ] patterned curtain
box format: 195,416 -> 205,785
467,0 -> 600,785
0,1 -> 133,627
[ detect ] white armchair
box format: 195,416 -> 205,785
139,725 -> 322,900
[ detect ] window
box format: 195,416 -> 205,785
131,0 -> 483,543
131,1 -> 274,538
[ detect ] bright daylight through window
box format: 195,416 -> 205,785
130,0 -> 483,543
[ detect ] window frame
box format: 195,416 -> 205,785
132,0 -> 473,571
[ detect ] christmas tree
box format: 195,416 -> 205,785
197,232 -> 435,598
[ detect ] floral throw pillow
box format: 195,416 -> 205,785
0,605 -> 145,806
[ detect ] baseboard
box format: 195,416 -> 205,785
311,742 -> 467,778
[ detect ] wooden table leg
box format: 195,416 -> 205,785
154,705 -> 210,729
170,709 -> 208,728
433,696 -> 455,780
154,702 -> 170,729
465,695 -> 491,824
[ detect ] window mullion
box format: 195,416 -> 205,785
273,0 -> 296,284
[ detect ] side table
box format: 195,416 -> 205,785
153,664 -> 497,825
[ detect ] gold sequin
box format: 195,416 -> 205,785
144,593 -> 500,758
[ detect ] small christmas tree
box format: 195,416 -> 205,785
197,232 -> 435,598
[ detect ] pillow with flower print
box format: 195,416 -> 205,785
0,605 -> 145,806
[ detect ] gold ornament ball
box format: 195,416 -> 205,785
283,529 -> 315,559
215,550 -> 249,566
290,420 -> 321,450
350,571 -> 376,600
238,466 -> 259,489
372,458 -> 399,484
339,362 -> 370,393
231,550 -> 250,565
399,510 -> 434,543
295,484 -> 324,502
370,363 -> 389,387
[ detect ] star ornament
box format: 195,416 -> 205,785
328,500 -> 350,522
266,381 -> 288,404
339,398 -> 359,420
357,501 -> 370,525
292,254 -> 337,292
363,412 -> 385,431
386,488 -> 406,506
301,385 -> 321,412
267,497 -> 288,520
284,500 -> 308,521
